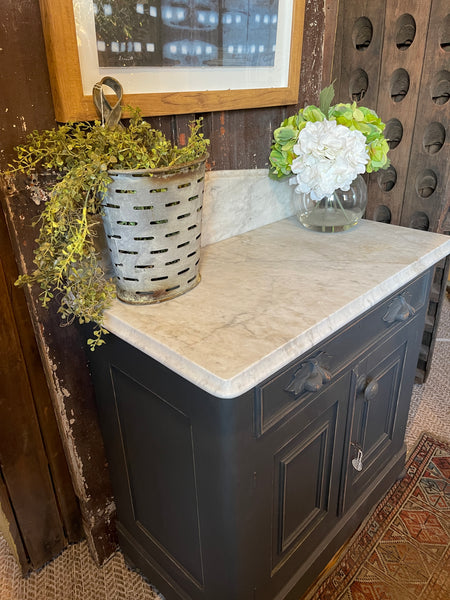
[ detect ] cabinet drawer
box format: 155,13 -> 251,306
254,270 -> 431,437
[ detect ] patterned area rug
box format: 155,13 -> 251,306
303,434 -> 450,600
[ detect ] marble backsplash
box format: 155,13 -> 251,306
200,169 -> 298,247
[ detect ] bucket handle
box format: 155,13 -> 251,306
92,76 -> 123,128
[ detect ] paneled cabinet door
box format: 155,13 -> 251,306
269,371 -> 352,586
341,324 -> 419,512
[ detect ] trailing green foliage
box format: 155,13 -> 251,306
8,110 -> 209,349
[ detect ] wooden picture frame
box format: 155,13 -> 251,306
39,0 -> 305,122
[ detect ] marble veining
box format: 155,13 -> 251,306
201,169 -> 297,246
103,217 -> 450,398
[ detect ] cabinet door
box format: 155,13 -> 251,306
341,323 -> 420,512
269,371 -> 351,586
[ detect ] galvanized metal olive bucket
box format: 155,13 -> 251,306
101,156 -> 206,304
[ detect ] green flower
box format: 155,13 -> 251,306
366,138 -> 390,172
273,124 -> 298,146
302,105 -> 326,123
269,86 -> 390,179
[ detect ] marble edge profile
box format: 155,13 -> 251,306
103,241 -> 450,399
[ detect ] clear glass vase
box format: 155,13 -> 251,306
297,174 -> 368,233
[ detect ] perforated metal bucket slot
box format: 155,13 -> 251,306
101,157 -> 206,304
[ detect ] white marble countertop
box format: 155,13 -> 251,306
103,218 -> 450,398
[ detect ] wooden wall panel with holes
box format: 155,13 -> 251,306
332,0 -> 449,233
333,1 -> 386,111
332,0 -> 449,383
399,0 -> 449,233
366,1 -> 432,225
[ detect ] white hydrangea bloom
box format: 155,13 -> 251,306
290,120 -> 369,200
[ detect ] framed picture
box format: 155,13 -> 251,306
39,1 -> 305,122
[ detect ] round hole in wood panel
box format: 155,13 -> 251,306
349,68 -> 369,101
409,211 -> 429,231
390,69 -> 410,102
384,118 -> 403,149
431,70 -> 450,105
395,14 -> 416,50
415,169 -> 437,198
441,14 -> 450,51
352,17 -> 373,51
374,205 -> 391,223
377,166 -> 397,192
423,122 -> 446,154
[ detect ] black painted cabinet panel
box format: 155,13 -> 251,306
111,366 -> 204,588
272,373 -> 349,566
341,324 -> 421,513
87,270 -> 432,600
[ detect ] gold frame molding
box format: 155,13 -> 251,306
39,0 -> 305,122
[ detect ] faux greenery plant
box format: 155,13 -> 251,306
269,84 -> 390,184
8,109 -> 209,349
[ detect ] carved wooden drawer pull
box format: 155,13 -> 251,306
383,295 -> 415,324
284,355 -> 332,397
363,379 -> 379,401
357,375 -> 379,401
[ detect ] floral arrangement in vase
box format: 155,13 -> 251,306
269,84 -> 390,232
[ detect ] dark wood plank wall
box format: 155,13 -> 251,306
0,242 -> 67,568
0,0 -> 85,571
0,0 -> 332,565
0,204 -> 82,572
